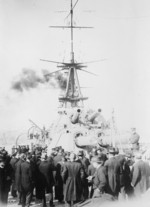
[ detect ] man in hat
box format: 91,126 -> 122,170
20,153 -> 35,207
10,151 -> 18,198
131,152 -> 150,197
76,150 -> 90,200
15,153 -> 26,205
33,149 -> 42,201
53,148 -> 65,203
129,128 -> 140,151
62,152 -> 85,207
53,148 -> 64,166
38,153 -> 55,207
115,151 -> 134,200
92,155 -> 108,198
0,153 -> 12,206
87,156 -> 97,198
104,147 -> 120,199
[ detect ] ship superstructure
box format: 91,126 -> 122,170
26,0 -> 133,153
40,0 -> 95,108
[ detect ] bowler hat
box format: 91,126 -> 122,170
91,155 -> 104,163
108,147 -> 116,155
77,150 -> 84,157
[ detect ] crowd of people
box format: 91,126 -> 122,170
0,144 -> 150,207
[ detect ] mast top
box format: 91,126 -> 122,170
42,0 -> 94,108
49,0 -> 93,64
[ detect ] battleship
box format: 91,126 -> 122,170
14,0 -> 140,155
3,2 -> 150,207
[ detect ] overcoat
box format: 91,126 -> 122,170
20,161 -> 34,192
10,157 -> 18,177
115,154 -> 132,187
15,159 -> 24,191
115,154 -> 134,197
38,160 -> 54,193
77,157 -> 90,199
93,165 -> 108,193
132,160 -> 150,196
10,157 -> 18,195
53,154 -> 62,167
93,166 -> 107,197
88,164 -> 96,177
62,161 -> 84,202
77,157 -> 90,175
0,162 -> 12,204
55,161 -> 64,201
104,157 -> 120,196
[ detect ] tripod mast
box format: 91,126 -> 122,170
59,0 -> 90,108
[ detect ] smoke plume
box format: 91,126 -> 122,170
11,68 -> 67,92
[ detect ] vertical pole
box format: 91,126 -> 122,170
70,0 -> 74,63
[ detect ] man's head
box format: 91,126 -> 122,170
58,148 -> 64,155
91,155 -> 104,168
19,153 -> 26,161
0,154 -> 5,168
41,153 -> 47,161
69,152 -> 76,162
77,150 -> 84,159
26,153 -> 32,162
107,147 -> 117,158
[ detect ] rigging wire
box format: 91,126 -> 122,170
65,0 -> 79,20
72,0 -> 79,10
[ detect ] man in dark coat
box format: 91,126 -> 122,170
0,153 -> 12,206
92,155 -> 108,197
131,152 -> 150,197
20,153 -> 35,207
62,152 -> 85,207
10,152 -> 18,198
53,149 -> 64,166
38,153 -> 55,207
104,147 -> 120,199
115,153 -> 134,199
53,149 -> 64,203
33,150 -> 42,200
87,158 -> 96,198
15,153 -> 26,205
76,150 -> 90,200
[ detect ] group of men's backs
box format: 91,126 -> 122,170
1,145 -> 150,207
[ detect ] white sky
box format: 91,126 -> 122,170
1,0 -> 150,142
